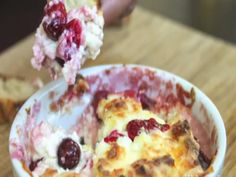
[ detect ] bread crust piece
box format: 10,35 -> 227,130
0,74 -> 36,124
0,98 -> 23,123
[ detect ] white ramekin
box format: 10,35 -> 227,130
9,64 -> 226,177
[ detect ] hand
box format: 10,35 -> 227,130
101,0 -> 137,26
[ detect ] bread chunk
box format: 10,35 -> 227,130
0,75 -> 37,123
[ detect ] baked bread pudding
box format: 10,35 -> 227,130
94,94 -> 211,177
10,67 -> 215,177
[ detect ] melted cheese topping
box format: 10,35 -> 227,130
94,94 -> 206,177
97,94 -> 165,140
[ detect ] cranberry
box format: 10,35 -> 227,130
139,93 -> 156,110
57,19 -> 82,60
29,158 -> 43,171
160,124 -> 170,132
57,138 -> 81,169
92,90 -> 109,114
43,0 -> 67,40
142,118 -> 170,132
65,19 -> 82,47
126,119 -> 144,141
147,118 -> 170,132
123,90 -> 136,98
143,118 -> 157,130
104,130 -> 124,143
126,118 -> 170,141
44,0 -> 66,15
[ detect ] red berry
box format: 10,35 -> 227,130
57,19 -> 82,60
160,124 -> 170,132
126,118 -> 170,141
143,118 -> 157,130
43,0 -> 67,41
126,119 -> 145,141
104,130 -> 124,143
44,0 -> 66,16
57,138 -> 81,169
65,19 -> 82,46
123,90 -> 136,98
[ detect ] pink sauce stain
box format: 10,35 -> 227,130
10,140 -> 25,160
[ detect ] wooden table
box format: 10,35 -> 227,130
0,7 -> 235,177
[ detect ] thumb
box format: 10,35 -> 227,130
101,0 -> 136,26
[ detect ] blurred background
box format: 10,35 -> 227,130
1,0 -> 236,52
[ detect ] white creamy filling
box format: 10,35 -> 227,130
32,26 -> 57,70
28,121 -> 92,176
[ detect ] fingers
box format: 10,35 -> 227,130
101,0 -> 137,26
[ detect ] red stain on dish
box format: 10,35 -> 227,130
138,93 -> 156,110
176,83 -> 195,108
196,104 -> 218,160
92,90 -> 109,113
9,140 -> 25,160
50,77 -> 88,112
104,130 -> 124,143
198,150 -> 212,170
75,107 -> 99,146
83,67 -> 196,115
50,89 -> 75,111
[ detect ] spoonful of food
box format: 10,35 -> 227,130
31,0 -> 104,85
31,0 -> 136,85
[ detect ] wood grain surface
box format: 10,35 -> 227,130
0,7 -> 235,177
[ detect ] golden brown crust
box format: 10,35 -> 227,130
0,98 -> 23,123
40,169 -> 57,177
56,172 -> 81,177
95,95 -> 210,177
97,95 -> 142,121
40,168 -> 81,177
21,161 -> 33,177
0,74 -> 22,123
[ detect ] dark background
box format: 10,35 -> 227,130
1,0 -> 236,52
0,0 -> 44,51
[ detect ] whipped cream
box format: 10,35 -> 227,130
31,0 -> 104,84
29,122 -> 93,177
